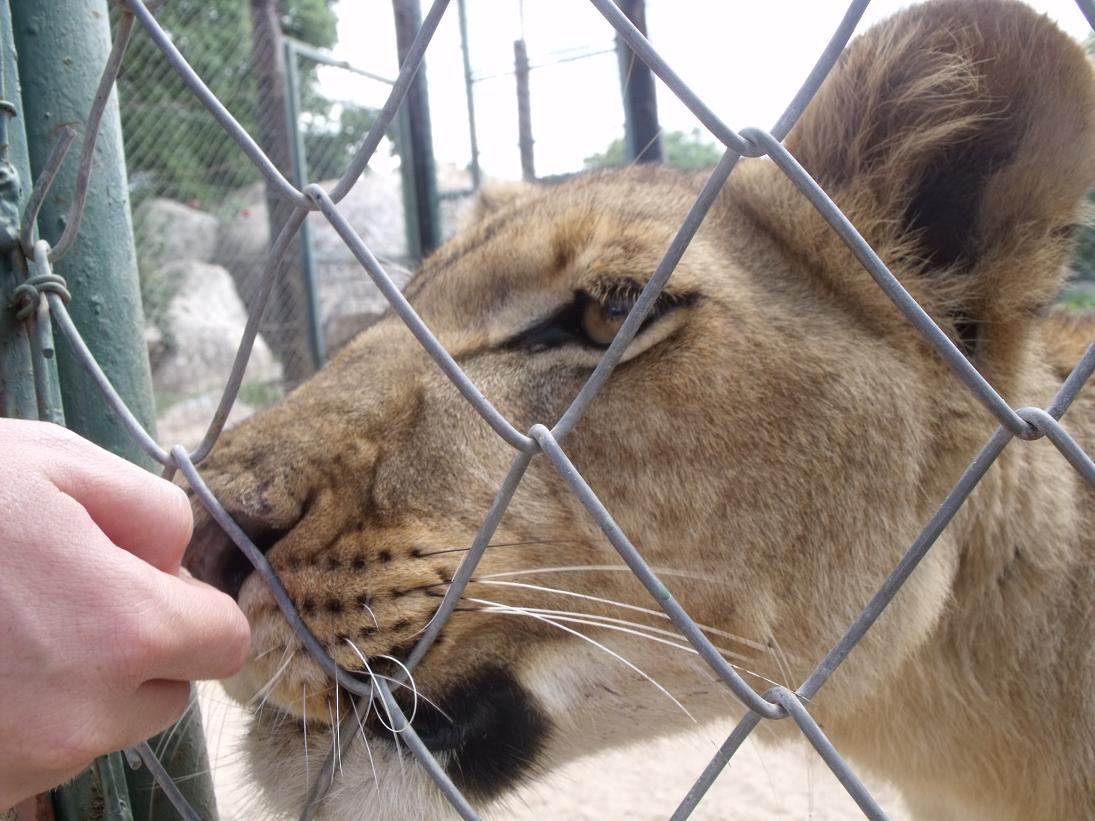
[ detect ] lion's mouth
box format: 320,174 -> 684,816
260,665 -> 551,802
188,507 -> 551,799
370,665 -> 550,799
184,511 -> 288,600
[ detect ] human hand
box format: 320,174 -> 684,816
0,419 -> 250,810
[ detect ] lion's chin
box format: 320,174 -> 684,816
241,714 -> 457,821
236,665 -> 551,818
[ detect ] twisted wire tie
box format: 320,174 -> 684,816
12,273 -> 71,320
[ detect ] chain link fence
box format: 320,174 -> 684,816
116,2 -> 421,440
5,0 -> 1095,819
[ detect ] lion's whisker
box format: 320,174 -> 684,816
342,641 -> 409,776
378,653 -> 421,728
466,596 -> 697,723
333,670 -> 343,778
342,638 -> 445,721
302,683 -> 310,788
480,564 -> 719,584
415,538 -> 595,558
767,634 -> 799,693
250,643 -> 296,713
253,641 -> 292,662
351,673 -> 448,718
362,599 -> 381,631
154,691 -> 194,761
150,693 -> 201,819
350,693 -> 382,804
475,578 -> 769,653
466,602 -> 792,693
494,604 -> 753,663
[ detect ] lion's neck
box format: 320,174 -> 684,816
844,385 -> 1095,818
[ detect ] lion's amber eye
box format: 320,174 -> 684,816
506,280 -> 695,354
581,297 -> 628,346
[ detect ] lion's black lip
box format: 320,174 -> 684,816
371,665 -> 550,800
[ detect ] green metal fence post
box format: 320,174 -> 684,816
11,0 -> 155,463
393,0 -> 440,258
283,39 -> 326,368
0,2 -> 38,420
8,1 -> 218,819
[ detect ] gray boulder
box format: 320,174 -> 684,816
214,172 -> 415,356
151,260 -> 281,398
134,198 -> 220,271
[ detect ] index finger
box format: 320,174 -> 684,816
10,421 -> 193,573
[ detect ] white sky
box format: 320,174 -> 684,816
319,0 -> 1093,183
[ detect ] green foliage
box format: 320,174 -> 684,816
1072,224 -> 1095,284
279,0 -> 337,45
238,378 -> 285,408
1061,283 -> 1095,311
584,128 -> 722,171
304,104 -> 380,181
1072,35 -> 1095,283
117,0 -> 356,210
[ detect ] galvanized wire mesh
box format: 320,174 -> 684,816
116,2 -> 408,401
10,0 -> 1095,819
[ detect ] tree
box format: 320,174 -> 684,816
303,103 -> 380,181
584,128 -> 721,171
117,0 -> 340,210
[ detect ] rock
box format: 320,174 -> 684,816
211,182 -> 271,309
156,390 -> 261,451
134,198 -> 220,270
151,260 -> 282,398
145,325 -> 166,372
213,165 -> 419,358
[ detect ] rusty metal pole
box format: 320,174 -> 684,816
0,1 -> 38,421
456,0 -> 481,190
250,0 -> 315,386
393,0 -> 440,256
12,0 -> 157,459
614,0 -> 662,164
514,38 -> 535,181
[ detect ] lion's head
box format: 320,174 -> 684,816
185,2 -> 1095,817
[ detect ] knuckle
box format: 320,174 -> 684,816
35,422 -> 85,457
108,610 -> 167,683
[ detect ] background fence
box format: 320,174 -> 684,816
116,0 -> 697,454
4,0 -> 1095,820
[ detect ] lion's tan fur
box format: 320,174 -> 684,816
187,2 -> 1095,817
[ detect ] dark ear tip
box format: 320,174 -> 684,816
786,0 -> 1095,267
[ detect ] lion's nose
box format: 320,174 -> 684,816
184,508 -> 291,600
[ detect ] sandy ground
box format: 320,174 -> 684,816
198,684 -> 910,820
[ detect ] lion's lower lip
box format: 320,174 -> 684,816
349,666 -> 549,800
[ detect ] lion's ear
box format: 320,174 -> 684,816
470,181 -> 540,223
755,0 -> 1095,356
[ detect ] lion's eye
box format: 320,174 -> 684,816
506,281 -> 695,354
581,294 -> 629,346
507,292 -> 635,353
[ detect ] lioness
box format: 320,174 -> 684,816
185,1 -> 1095,818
